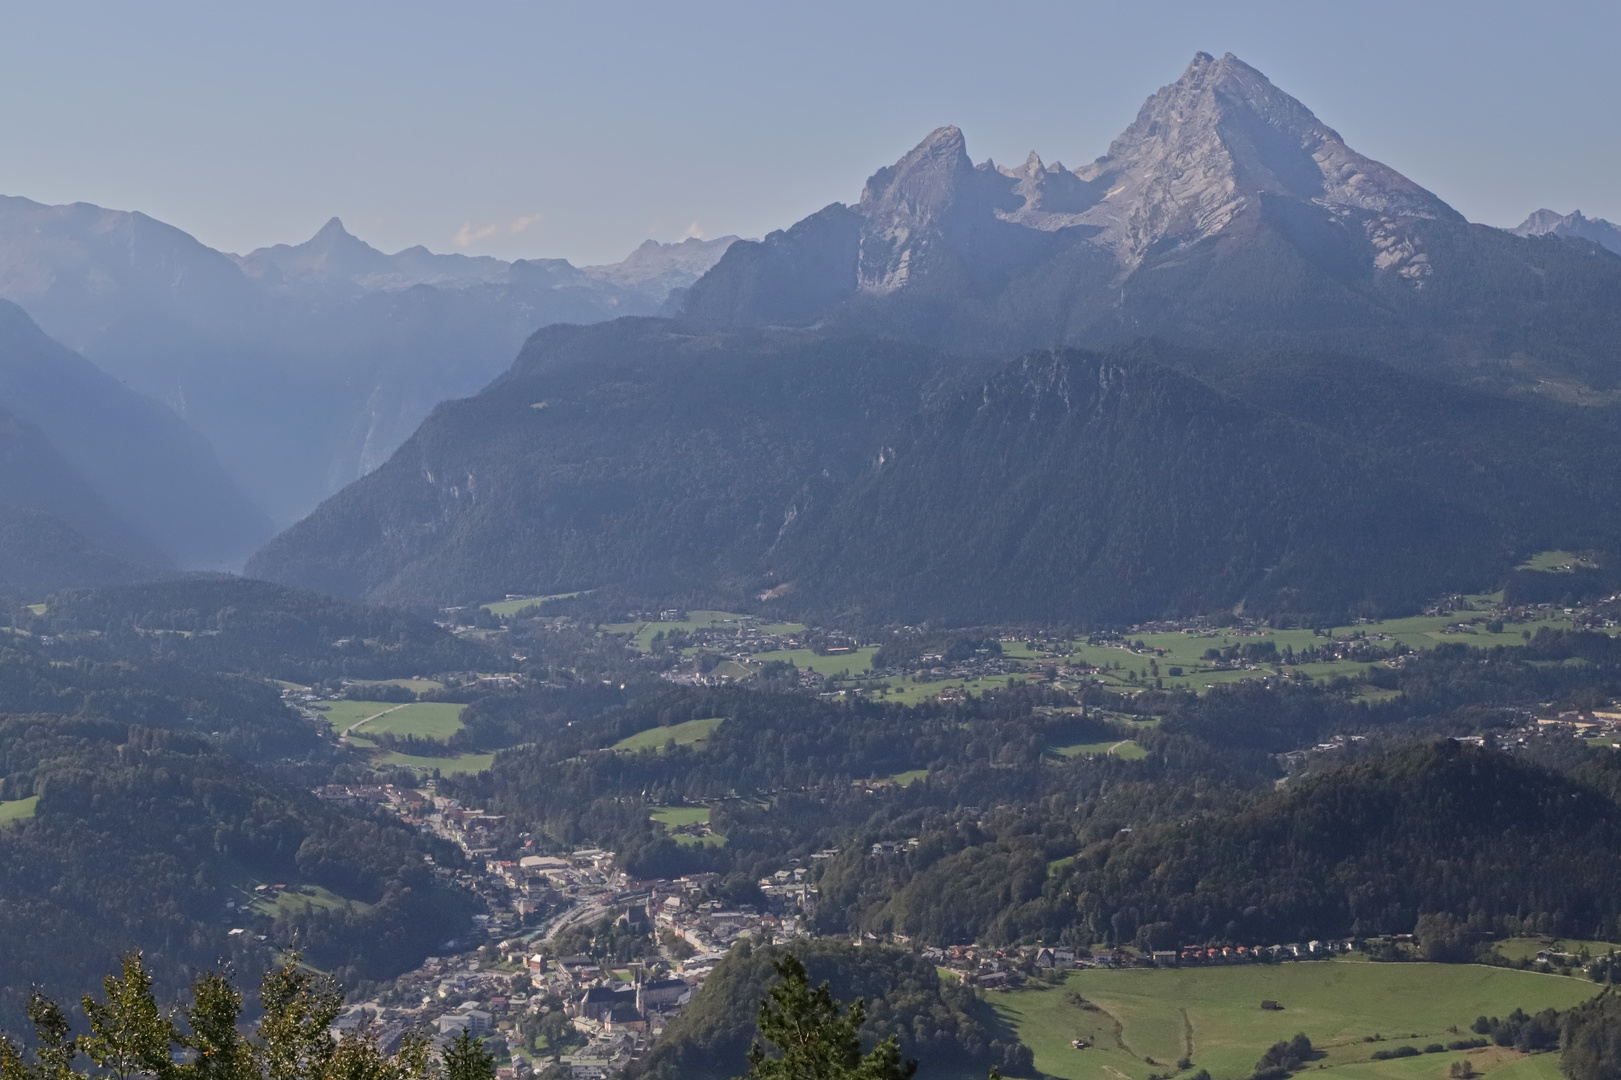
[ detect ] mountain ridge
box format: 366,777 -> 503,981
1512,207 -> 1621,255
681,52 -> 1621,395
0,197 -> 740,527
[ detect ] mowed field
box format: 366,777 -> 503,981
318,700 -> 466,740
997,960 -> 1599,1080
372,750 -> 495,776
1051,739 -> 1148,760
355,702 -> 465,739
0,795 -> 38,824
611,717 -> 724,753
751,646 -> 880,677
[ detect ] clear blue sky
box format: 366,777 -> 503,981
2,0 -> 1615,265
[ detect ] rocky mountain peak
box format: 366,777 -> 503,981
1511,208 -> 1621,255
1072,51 -> 1458,268
859,126 -> 974,210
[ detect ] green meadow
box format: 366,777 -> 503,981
751,645 -> 880,676
649,805 -> 726,847
611,716 -> 725,753
482,591 -> 585,617
0,795 -> 39,825
347,678 -> 444,694
1051,739 -> 1148,760
250,883 -> 373,918
997,960 -> 1599,1080
372,750 -> 495,776
318,700 -> 465,740
354,702 -> 465,740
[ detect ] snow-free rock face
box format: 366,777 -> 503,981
1512,209 -> 1621,256
686,51 -> 1534,346
1069,51 -> 1460,272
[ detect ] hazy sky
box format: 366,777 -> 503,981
2,0 -> 1616,266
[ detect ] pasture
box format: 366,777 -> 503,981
0,795 -> 38,825
1047,596 -> 1585,696
649,805 -> 726,847
751,646 -> 879,677
354,702 -> 466,740
483,591 -> 585,617
611,716 -> 724,753
249,883 -> 373,918
997,959 -> 1599,1080
1051,739 -> 1148,761
617,611 -> 758,651
373,750 -> 495,776
348,678 -> 444,694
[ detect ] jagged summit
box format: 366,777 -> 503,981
681,50 -> 1621,375
852,52 -> 1459,276
1070,51 -> 1458,267
1512,208 -> 1621,255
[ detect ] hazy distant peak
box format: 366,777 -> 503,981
313,216 -> 352,239
1511,208 -> 1621,255
580,234 -> 740,290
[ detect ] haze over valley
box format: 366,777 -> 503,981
6,17 -> 1621,1080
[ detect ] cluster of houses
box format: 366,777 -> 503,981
327,957 -> 536,1077
917,937 -> 1360,989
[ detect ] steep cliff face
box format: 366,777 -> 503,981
682,53 -> 1621,389
1070,51 -> 1458,273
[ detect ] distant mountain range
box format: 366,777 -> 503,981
249,53 -> 1621,623
1512,208 -> 1621,255
0,197 -> 737,532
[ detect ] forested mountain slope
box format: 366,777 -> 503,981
768,348 -> 1621,624
1046,740 -> 1621,946
247,320 -> 962,604
0,579 -> 484,1031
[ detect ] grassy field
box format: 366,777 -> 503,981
649,805 -> 726,847
752,646 -> 880,677
607,611 -> 759,651
0,795 -> 38,825
372,750 -> 495,776
1494,938 -> 1620,962
1047,597 -> 1587,696
354,702 -> 466,740
249,883 -> 373,918
348,678 -> 444,694
649,806 -> 710,828
483,591 -> 584,617
318,700 -> 466,741
891,769 -> 929,786
996,960 -> 1599,1080
611,716 -> 725,753
1051,740 -> 1148,760
1517,551 -> 1598,573
872,672 -> 1031,704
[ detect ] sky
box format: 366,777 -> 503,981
1,0 -> 1616,266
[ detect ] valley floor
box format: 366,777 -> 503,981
996,959 -> 1597,1080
